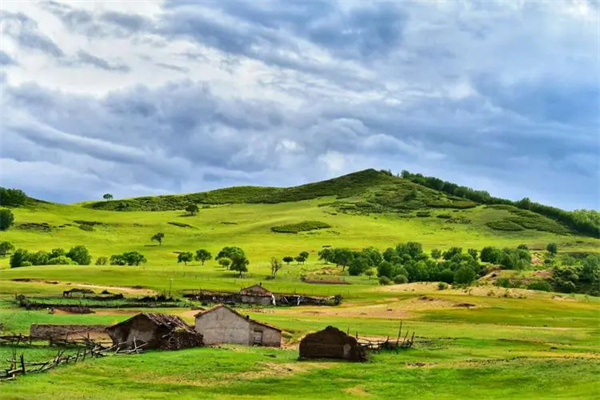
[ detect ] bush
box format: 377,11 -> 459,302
66,245 -> 91,265
527,281 -> 552,292
271,221 -> 331,233
496,277 -> 510,288
416,211 -> 431,217
438,282 -> 448,290
547,243 -> 558,255
0,188 -> 27,207
78,224 -> 94,231
454,266 -> 476,285
486,220 -> 524,231
0,209 -> 14,231
110,251 -> 147,266
47,256 -> 75,265
10,249 -> 30,268
95,257 -> 108,265
379,276 -> 392,285
393,274 -> 408,284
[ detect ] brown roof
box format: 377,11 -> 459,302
240,284 -> 272,296
194,304 -> 282,332
108,313 -> 195,332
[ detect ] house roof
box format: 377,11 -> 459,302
194,304 -> 282,332
240,284 -> 272,296
108,313 -> 195,332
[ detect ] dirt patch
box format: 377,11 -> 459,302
9,279 -> 156,295
236,361 -> 334,380
344,385 -> 372,397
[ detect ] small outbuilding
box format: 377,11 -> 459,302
107,313 -> 203,350
299,326 -> 368,362
194,304 -> 281,347
239,283 -> 275,305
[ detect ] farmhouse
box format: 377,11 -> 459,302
299,326 -> 368,362
239,283 -> 275,305
107,313 -> 203,350
194,304 -> 281,347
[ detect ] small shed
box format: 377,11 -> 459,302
299,326 -> 368,362
194,304 -> 281,347
107,313 -> 203,350
239,283 -> 275,305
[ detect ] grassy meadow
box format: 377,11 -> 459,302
0,171 -> 599,399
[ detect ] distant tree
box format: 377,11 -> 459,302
467,249 -> 478,261
0,241 -> 14,257
480,246 -> 502,263
230,254 -> 249,277
443,247 -> 462,260
365,269 -> 375,279
294,255 -> 306,264
194,249 -> 212,265
517,244 -> 529,251
186,204 -> 199,216
103,193 -> 113,201
47,256 -> 75,265
30,251 -> 50,265
348,257 -> 368,276
377,261 -> 394,279
218,258 -> 231,269
49,248 -> 66,259
299,251 -> 309,260
393,274 -> 408,284
0,209 -> 14,231
361,247 -> 382,266
547,243 -> 558,255
66,245 -> 91,265
283,256 -> 294,265
178,252 -> 193,265
95,256 -> 108,265
151,232 -> 165,246
0,188 -> 27,207
270,257 -> 283,276
454,266 -> 476,285
430,249 -> 442,260
110,251 -> 146,266
216,246 -> 245,261
332,248 -> 354,271
10,249 -> 30,268
379,276 -> 392,285
318,248 -> 333,263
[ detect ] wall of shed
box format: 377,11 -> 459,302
108,317 -> 160,348
195,307 -> 252,345
249,321 -> 281,347
240,295 -> 273,305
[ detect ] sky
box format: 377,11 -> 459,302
0,0 -> 598,210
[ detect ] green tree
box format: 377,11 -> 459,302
480,246 -> 502,263
103,193 -> 113,201
178,252 -> 193,265
110,251 -> 146,266
467,249 -> 478,260
48,256 -> 75,265
0,241 -> 14,257
283,256 -> 294,265
186,204 -> 199,215
299,251 -> 309,260
547,242 -> 558,255
332,248 -> 354,271
194,249 -> 212,265
0,188 -> 27,207
318,248 -> 333,263
348,257 -> 368,276
365,269 -> 375,279
430,249 -> 442,259
361,247 -> 382,266
95,257 -> 108,265
377,261 -> 394,278
151,232 -> 165,246
30,251 -> 50,265
230,254 -> 249,277
0,209 -> 14,231
517,244 -> 529,250
10,249 -> 30,268
216,246 -> 245,261
454,266 -> 476,285
66,245 -> 91,265
270,257 -> 283,276
218,258 -> 231,269
393,274 -> 408,284
294,255 -> 306,264
443,247 -> 462,260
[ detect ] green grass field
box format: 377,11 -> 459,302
0,171 -> 599,399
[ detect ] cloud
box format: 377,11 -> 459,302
0,51 -> 17,66
0,0 -> 598,210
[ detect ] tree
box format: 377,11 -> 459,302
283,256 -> 294,265
299,251 -> 309,260
454,266 -> 476,285
151,232 -> 165,246
0,241 -> 14,257
361,247 -> 382,266
430,249 -> 442,260
48,256 -> 75,265
0,188 -> 27,207
230,254 -> 249,277
178,252 -> 193,265
377,261 -> 394,279
10,249 -> 30,268
49,248 -> 66,259
480,246 -> 502,263
517,244 -> 529,250
348,257 -> 368,276
467,249 -> 478,261
110,251 -> 146,266
103,193 -> 113,201
66,245 -> 91,265
318,248 -> 333,263
365,269 -> 375,279
186,204 -> 199,216
30,251 -> 49,265
218,258 -> 231,268
332,248 -> 354,271
294,255 -> 306,264
0,209 -> 14,231
216,246 -> 245,261
270,257 -> 283,276
195,249 -> 212,265
393,274 -> 408,284
95,257 -> 108,265
443,247 -> 462,260
547,243 -> 558,255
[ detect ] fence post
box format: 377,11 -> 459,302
20,355 -> 25,375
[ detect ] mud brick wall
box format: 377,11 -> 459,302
30,324 -> 108,339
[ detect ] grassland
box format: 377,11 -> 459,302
0,170 -> 599,399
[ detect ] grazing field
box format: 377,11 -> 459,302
0,170 -> 599,399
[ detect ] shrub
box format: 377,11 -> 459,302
47,256 -> 75,265
0,209 -> 14,231
527,281 -> 552,292
485,220 -> 524,231
95,257 -> 108,265
10,249 -> 30,268
110,251 -> 146,266
218,258 -> 231,268
379,276 -> 392,285
283,256 -> 294,265
393,274 -> 408,284
496,277 -> 510,288
547,243 -> 558,255
416,211 -> 431,217
438,282 -> 448,290
0,188 -> 27,207
454,266 -> 476,285
78,224 -> 94,231
0,241 -> 14,257
271,221 -> 331,233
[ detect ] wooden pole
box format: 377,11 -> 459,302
20,355 -> 25,375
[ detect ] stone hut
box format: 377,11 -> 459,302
299,326 -> 368,362
194,304 -> 281,347
107,313 -> 203,350
239,283 -> 275,306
